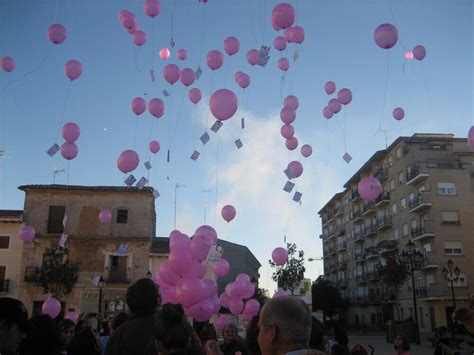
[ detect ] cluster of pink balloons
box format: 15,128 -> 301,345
358,176 -> 382,202
215,314 -> 231,331
221,205 -> 236,223
322,82 -> 352,119
219,273 -> 259,320
99,209 -> 112,224
42,297 -> 61,319
48,24 -> 67,45
64,60 -> 82,81
118,9 -> 147,46
19,225 -> 36,243
61,122 -> 80,160
234,71 -> 251,89
280,95 -> 299,150
117,149 -> 140,174
155,226 -> 222,322
272,247 -> 288,266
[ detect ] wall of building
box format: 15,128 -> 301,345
0,220 -> 23,298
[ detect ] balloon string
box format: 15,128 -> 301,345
152,20 -> 156,73
134,46 -> 141,72
207,72 -> 214,130
169,90 -> 186,149
53,0 -> 59,23
198,4 -> 206,64
213,132 -> 220,226
170,0 -> 177,45
375,50 -> 391,135
249,0 -> 258,44
283,199 -> 293,243
387,0 -> 408,52
54,80 -> 73,143
133,118 -> 139,150
66,160 -> 70,185
167,86 -> 174,162
23,54 -> 49,79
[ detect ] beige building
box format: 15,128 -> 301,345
17,184 -> 156,316
318,133 -> 474,333
0,210 -> 24,298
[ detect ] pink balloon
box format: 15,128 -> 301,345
126,24 -> 138,35
61,142 -> 78,160
301,144 -> 312,158
221,205 -> 236,223
273,36 -> 287,51
278,57 -> 289,71
468,126 -> 474,151
62,122 -> 80,143
242,283 -> 255,300
286,26 -> 305,44
169,248 -> 193,276
206,50 -> 224,71
19,226 -> 35,242
191,260 -> 208,279
1,56 -> 16,72
177,276 -> 205,307
392,107 -> 405,121
215,314 -> 231,331
236,273 -> 251,283
272,247 -> 288,266
177,49 -> 187,60
244,299 -> 260,317
213,259 -> 230,278
280,124 -> 294,139
272,3 -> 296,31
65,311 -> 79,324
284,95 -> 299,110
358,176 -> 382,202
42,298 -> 61,319
99,210 -> 112,224
273,289 -> 287,298
121,17 -> 136,31
328,98 -> 342,114
288,160 -> 303,178
324,81 -> 336,95
374,23 -> 398,49
148,98 -> 165,118
169,232 -> 190,251
119,10 -> 135,22
405,51 -> 414,60
64,60 -> 82,81
117,149 -> 140,173
203,279 -> 218,299
323,106 -> 333,119
133,31 -> 147,46
159,48 -> 171,60
209,295 -> 221,313
188,88 -> 202,104
148,140 -> 160,154
219,293 -> 231,309
48,24 -> 67,44
224,36 -> 240,56
286,137 -> 298,151
229,298 -> 244,315
132,97 -> 147,116
280,107 -> 296,124
163,64 -> 181,85
144,0 -> 160,17
159,260 -> 180,286
236,73 -> 250,89
191,234 -> 213,261
191,299 -> 214,322
194,225 -> 218,244
413,45 -> 426,61
210,89 -> 238,121
180,68 -> 196,87
337,88 -> 352,105
247,49 -> 259,66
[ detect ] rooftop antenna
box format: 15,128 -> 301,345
379,130 -> 392,149
53,167 -> 65,184
173,183 -> 186,229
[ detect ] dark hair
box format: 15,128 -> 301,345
199,323 -> 217,344
20,314 -> 62,355
59,318 -> 75,332
394,335 -> 410,351
331,343 -> 350,355
112,312 -> 129,331
245,315 -> 261,355
155,304 -> 202,355
452,307 -> 474,324
126,278 -> 160,316
67,328 -> 100,355
309,316 -> 328,351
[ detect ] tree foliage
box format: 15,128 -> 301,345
376,251 -> 410,296
269,243 -> 305,295
254,287 -> 270,306
311,276 -> 347,318
37,248 -> 79,300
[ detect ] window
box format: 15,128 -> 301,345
426,274 -> 434,286
423,243 -> 432,253
388,155 -> 393,167
400,198 -> 406,211
400,308 -> 405,320
116,209 -> 128,224
0,266 -> 5,280
393,228 -> 400,240
411,219 -> 417,230
444,242 -> 463,255
0,236 -> 10,249
441,210 -> 460,225
396,147 -> 403,159
437,182 -> 456,196
391,203 -> 398,215
452,273 -> 467,287
47,206 -> 65,234
403,224 -> 409,236
398,171 -> 405,186
389,179 -> 395,191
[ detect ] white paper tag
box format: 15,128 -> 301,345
124,175 -> 137,186
170,38 -> 175,48
293,191 -> 302,203
283,168 -> 294,180
190,151 -> 200,161
283,181 -> 295,193
162,90 -> 170,97
47,143 -> 60,157
58,233 -> 68,248
258,45 -> 271,67
210,120 -> 223,133
150,69 -> 155,82
136,177 -> 148,189
91,275 -> 100,287
235,139 -> 243,149
343,152 -> 352,163
200,132 -> 210,145
117,242 -> 128,256
293,50 -> 299,62
153,189 -> 160,198
195,66 -> 202,80
206,243 -> 224,267
241,117 -> 245,129
144,161 -> 152,170
62,213 -> 68,227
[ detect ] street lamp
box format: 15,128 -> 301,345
399,240 -> 425,345
97,276 -> 105,333
146,270 -> 152,279
308,257 -> 323,262
442,259 -> 461,310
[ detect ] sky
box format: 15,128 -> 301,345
0,0 -> 472,293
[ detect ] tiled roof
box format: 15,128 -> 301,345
0,209 -> 23,219
18,184 -> 154,193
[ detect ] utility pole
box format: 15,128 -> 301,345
173,183 -> 186,229
53,168 -> 65,184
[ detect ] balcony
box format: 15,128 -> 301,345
353,231 -> 365,243
377,240 -> 398,254
0,279 -> 10,293
25,267 -> 42,282
355,252 -> 366,262
411,222 -> 435,242
334,206 -> 344,217
351,210 -> 363,223
337,261 -> 348,270
362,202 -> 376,215
365,247 -> 379,259
408,192 -> 432,214
350,190 -> 361,202
336,241 -> 347,252
366,271 -> 379,282
335,223 -> 345,236
357,295 -> 369,303
105,267 -> 132,284
337,280 -> 348,288
421,257 -> 438,271
369,293 -> 382,303
406,165 -> 429,185
377,216 -> 392,230
330,249 -> 337,257
375,191 -> 390,207
362,225 -> 378,238
373,168 -> 388,182
322,217 -> 328,226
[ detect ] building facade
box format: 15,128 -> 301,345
17,184 -> 156,317
319,134 -> 474,333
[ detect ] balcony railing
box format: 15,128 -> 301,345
362,225 -> 377,238
0,279 -> 9,292
351,210 -> 363,222
365,247 -> 379,258
373,168 -> 388,181
356,295 -> 369,303
406,165 -> 429,185
411,221 -> 435,242
369,293 -> 382,303
105,267 -> 132,284
334,206 -> 344,217
377,216 -> 392,230
335,224 -> 345,235
336,261 -> 347,270
351,190 -> 360,201
375,191 -> 390,206
337,280 -> 348,288
408,192 -> 432,213
355,252 -> 366,262
366,270 -> 379,281
25,267 -> 42,282
377,240 -> 398,254
336,241 -> 347,251
362,202 -> 376,215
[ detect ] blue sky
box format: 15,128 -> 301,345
0,0 -> 472,292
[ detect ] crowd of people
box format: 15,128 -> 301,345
1,278 -> 474,355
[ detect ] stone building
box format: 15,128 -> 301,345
17,184 -> 156,316
318,133 -> 474,333
0,210 -> 24,298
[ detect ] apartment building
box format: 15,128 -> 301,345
318,133 -> 474,333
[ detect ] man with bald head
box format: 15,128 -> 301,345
258,296 -> 312,355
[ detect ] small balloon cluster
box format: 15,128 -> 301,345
322,82 -> 352,119
119,0 -> 160,46
357,176 -> 382,202
155,226 -> 225,322
19,225 -> 36,243
219,273 -> 260,321
60,122 -> 80,160
234,71 -> 250,90
280,95 -> 299,150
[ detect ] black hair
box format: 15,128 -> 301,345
245,315 -> 261,355
199,323 -> 217,344
112,312 -> 129,331
20,314 -> 62,355
126,278 -> 160,316
394,334 -> 410,351
67,328 -> 100,355
331,343 -> 351,355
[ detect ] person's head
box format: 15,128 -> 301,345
58,318 -> 76,349
452,307 -> 474,334
67,328 -> 101,355
154,303 -> 200,355
0,297 -> 29,355
76,313 -> 97,331
394,335 -> 409,351
21,314 -> 62,355
309,316 -> 328,351
258,296 -> 311,355
199,323 -> 217,344
111,312 -> 129,332
126,278 -> 160,316
245,315 -> 261,355
223,323 -> 238,344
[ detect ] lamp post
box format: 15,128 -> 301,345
442,259 -> 461,310
399,240 -> 425,345
97,276 -> 105,333
146,270 -> 152,279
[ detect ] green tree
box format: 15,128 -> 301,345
254,287 -> 269,306
37,248 -> 79,300
269,243 -> 305,295
311,276 -> 347,319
